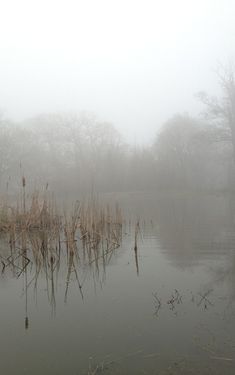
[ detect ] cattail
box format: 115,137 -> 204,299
25,316 -> 29,330
22,176 -> 26,187
22,176 -> 26,216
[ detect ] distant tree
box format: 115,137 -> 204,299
153,114 -> 201,188
153,113 -> 229,190
25,112 -> 125,192
196,64 -> 235,161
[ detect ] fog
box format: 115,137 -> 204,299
1,0 -> 235,144
1,0 -> 235,195
2,3 -> 235,373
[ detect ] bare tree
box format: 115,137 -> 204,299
197,64 -> 235,161
153,114 -> 229,190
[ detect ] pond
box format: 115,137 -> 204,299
0,192 -> 235,374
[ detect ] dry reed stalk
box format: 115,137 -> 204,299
134,220 -> 140,275
134,220 -> 140,252
0,187 -> 124,286
22,176 -> 26,216
63,200 -> 80,260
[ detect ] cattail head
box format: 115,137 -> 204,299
25,316 -> 29,330
22,176 -> 26,188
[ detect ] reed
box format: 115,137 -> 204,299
0,185 -> 127,321
0,187 -> 124,285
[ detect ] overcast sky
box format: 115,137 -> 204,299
0,0 -> 235,144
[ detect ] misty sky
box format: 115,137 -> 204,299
1,0 -> 235,144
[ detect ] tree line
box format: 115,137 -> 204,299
1,66 -> 235,195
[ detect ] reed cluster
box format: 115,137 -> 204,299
0,185 -> 123,279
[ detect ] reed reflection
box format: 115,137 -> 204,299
0,192 -> 124,325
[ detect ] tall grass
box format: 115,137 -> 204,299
0,187 -> 124,298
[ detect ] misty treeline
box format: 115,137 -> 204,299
1,67 -> 235,195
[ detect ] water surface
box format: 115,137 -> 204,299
1,192 -> 235,374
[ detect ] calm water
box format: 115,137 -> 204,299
1,192 -> 235,374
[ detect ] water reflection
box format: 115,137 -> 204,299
2,192 -> 235,317
0,219 -> 124,326
145,193 -> 235,269
0,193 -> 235,374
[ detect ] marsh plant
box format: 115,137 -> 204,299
0,183 -> 124,313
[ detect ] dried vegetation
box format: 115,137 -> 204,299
0,179 -> 124,311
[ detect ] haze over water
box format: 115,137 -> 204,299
1,1 -> 235,374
